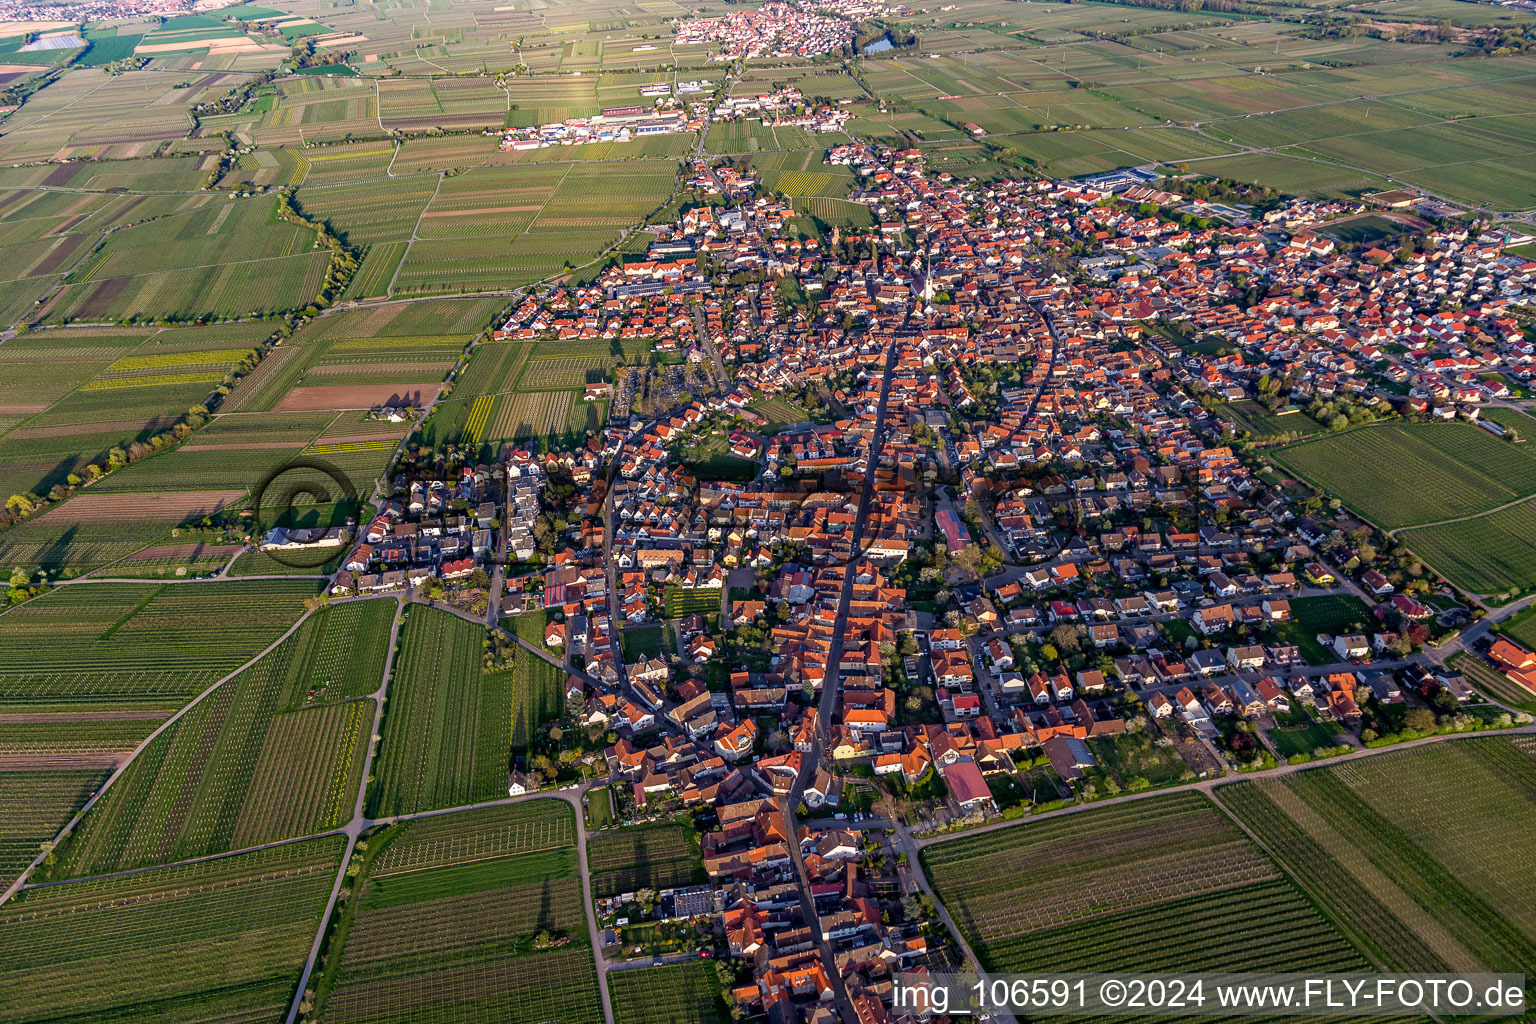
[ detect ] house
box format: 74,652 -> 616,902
1260,598 -> 1292,621
1333,634 -> 1370,661
1255,676 -> 1290,713
1040,734 -> 1097,783
1226,644 -> 1266,672
938,759 -> 995,816
1361,568 -> 1394,595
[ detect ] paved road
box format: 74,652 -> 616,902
780,340 -> 899,1024
284,593 -> 407,1024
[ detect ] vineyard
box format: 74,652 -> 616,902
0,769 -> 104,883
587,822 -> 704,898
1273,423 -> 1536,530
922,792 -> 1363,974
1398,499 -> 1536,595
368,607 -> 512,817
610,962 -> 728,1024
0,837 -> 344,1023
313,800 -> 601,1024
287,599 -> 396,703
1218,738 -> 1536,983
48,608 -> 375,877
0,579 -> 322,707
509,644 -> 565,754
372,800 -> 576,876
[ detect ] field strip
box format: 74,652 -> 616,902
1256,780 -> 1485,972
1392,493 -> 1536,537
914,724 -> 1536,853
14,830 -> 340,895
0,595 -> 350,906
385,170 -> 445,298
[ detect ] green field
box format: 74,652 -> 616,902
1271,594 -> 1373,665
1399,499 -> 1536,597
1218,400 -> 1321,441
1273,423 -> 1536,530
0,837 -> 344,1022
0,769 -> 105,885
1217,738 -> 1536,983
584,785 -> 614,830
610,962 -> 728,1024
923,792 -> 1366,973
368,607 -> 511,817
312,800 -> 600,1024
587,822 -> 704,899
50,605 -> 378,877
1265,706 -> 1344,757
663,586 -> 719,618
0,579 -> 323,708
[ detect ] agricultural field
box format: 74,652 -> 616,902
663,586 -> 719,618
587,821 -> 704,898
1272,423 -> 1536,530
312,799 -> 601,1024
391,160 -> 678,295
752,149 -> 857,199
1,713 -> 164,770
506,644 -> 565,754
922,792 -> 1365,974
1217,400 -> 1321,442
51,194 -> 331,323
1449,652 -> 1536,714
0,321 -> 275,506
1217,738 -> 1536,979
610,962 -> 728,1024
368,607 -> 512,817
424,337 -> 637,449
222,298 -> 497,413
1398,499 -> 1536,597
0,578 -> 322,708
0,837 -> 345,1021
0,769 -> 104,883
748,395 -> 811,430
50,603 -> 382,877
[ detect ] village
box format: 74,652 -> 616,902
315,141 -> 1536,1024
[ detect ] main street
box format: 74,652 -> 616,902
777,341 -> 900,1023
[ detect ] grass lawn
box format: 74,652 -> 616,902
749,396 -> 810,431
622,624 -> 670,659
584,785 -> 614,829
511,608 -> 550,646
1218,400 -> 1321,442
1272,595 -> 1372,665
1265,705 -> 1342,757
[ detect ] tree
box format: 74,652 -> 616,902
1404,707 -> 1436,733
1049,623 -> 1081,654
